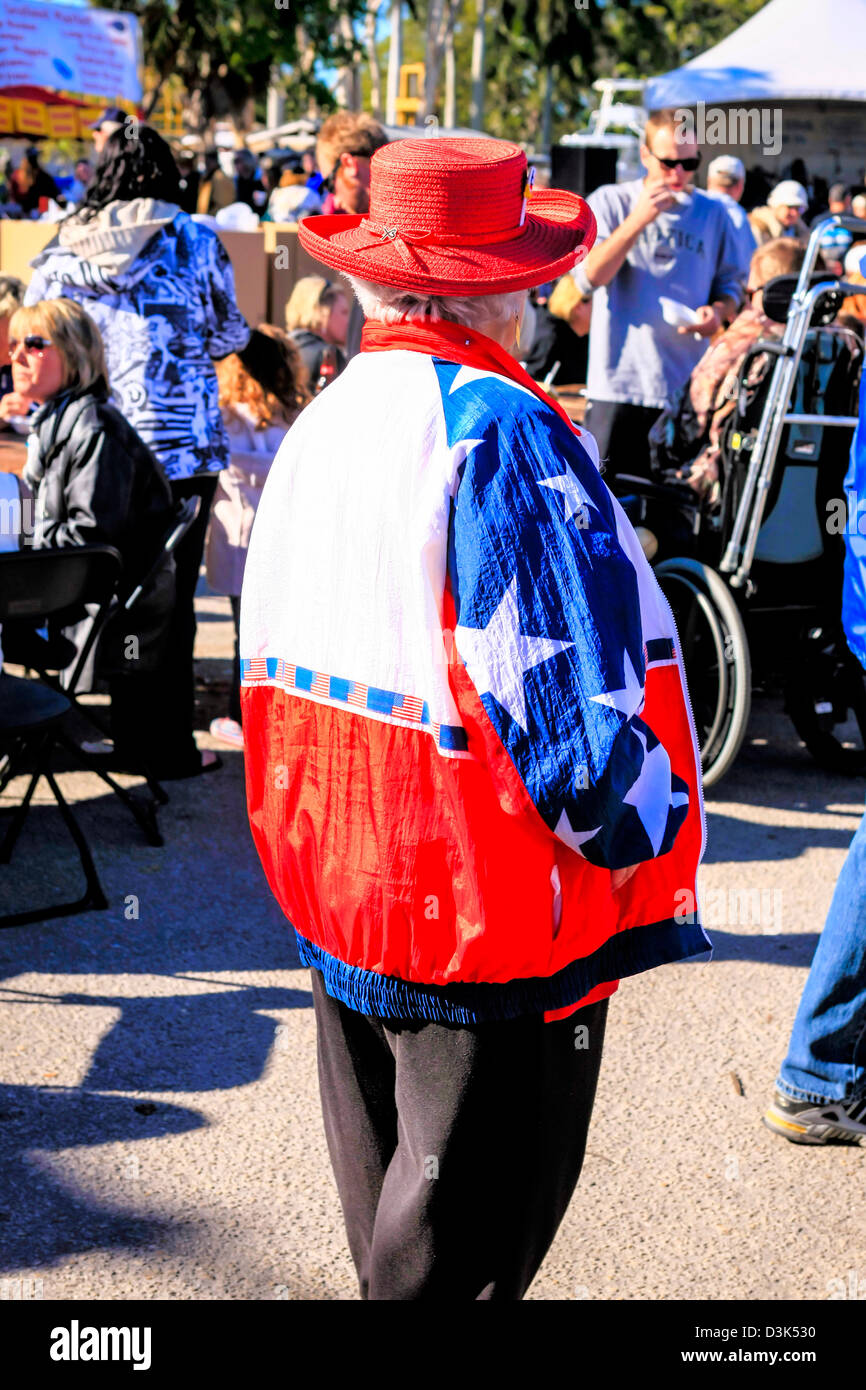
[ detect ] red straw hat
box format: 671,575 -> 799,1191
297,137 -> 596,296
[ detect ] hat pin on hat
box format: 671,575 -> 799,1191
519,166 -> 536,228
356,219 -> 435,269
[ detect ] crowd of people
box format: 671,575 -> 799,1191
0,106 -> 377,230
0,104 -> 865,1301
571,121 -> 866,483
0,115 -> 376,766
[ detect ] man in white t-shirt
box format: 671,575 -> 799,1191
574,109 -> 743,483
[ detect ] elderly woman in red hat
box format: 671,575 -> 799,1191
240,138 -> 707,1301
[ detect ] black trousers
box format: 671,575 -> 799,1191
310,967 -> 609,1301
116,475 -> 217,776
583,399 -> 663,487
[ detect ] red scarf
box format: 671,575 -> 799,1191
360,318 -> 583,438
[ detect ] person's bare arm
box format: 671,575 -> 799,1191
581,178 -> 678,290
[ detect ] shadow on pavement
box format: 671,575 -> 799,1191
702,930 -> 820,968
0,759 -> 311,1095
703,808 -> 857,864
708,691 -> 866,818
0,766 -> 295,977
60,985 -> 314,1092
0,1084 -> 202,1272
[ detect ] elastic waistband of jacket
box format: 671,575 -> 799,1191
295,917 -> 711,1024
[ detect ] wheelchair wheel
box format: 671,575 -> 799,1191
785,638 -> 866,776
655,559 -> 752,788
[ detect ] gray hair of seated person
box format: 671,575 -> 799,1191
344,275 -> 526,334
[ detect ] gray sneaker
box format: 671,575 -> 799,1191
763,1089 -> 866,1145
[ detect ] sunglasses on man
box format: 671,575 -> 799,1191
649,149 -> 702,172
322,151 -> 370,195
9,335 -> 53,355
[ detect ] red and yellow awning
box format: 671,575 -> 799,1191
0,85 -> 134,139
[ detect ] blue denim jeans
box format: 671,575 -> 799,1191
777,805 -> 866,1104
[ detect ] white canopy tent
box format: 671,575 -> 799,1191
646,0 -> 866,108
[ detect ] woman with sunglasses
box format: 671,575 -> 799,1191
573,108 -> 747,485
0,297 -> 176,769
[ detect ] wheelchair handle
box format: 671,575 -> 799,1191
736,340 -> 793,417
722,278 -> 840,584
722,222 -> 864,585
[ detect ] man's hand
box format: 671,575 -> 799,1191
627,176 -> 678,232
581,176 -> 679,293
679,304 -> 722,339
0,391 -> 31,421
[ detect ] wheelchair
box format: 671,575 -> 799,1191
617,215 -> 866,787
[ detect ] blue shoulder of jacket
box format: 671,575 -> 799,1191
431,356 -> 597,479
433,355 -> 564,433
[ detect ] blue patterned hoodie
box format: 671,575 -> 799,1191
25,199 -> 251,482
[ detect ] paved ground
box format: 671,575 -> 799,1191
1,582 -> 864,1302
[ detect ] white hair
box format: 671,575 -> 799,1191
344,275 -> 526,333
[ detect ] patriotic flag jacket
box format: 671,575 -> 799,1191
240,319 -> 709,1024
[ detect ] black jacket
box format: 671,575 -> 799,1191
23,379 -> 176,682
288,328 -> 346,386
26,379 -> 173,578
522,306 -> 588,387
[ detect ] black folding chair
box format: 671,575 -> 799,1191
21,496 -> 202,845
0,545 -> 122,927
123,495 -> 201,612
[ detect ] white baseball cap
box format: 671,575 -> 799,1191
707,155 -> 745,181
768,180 -> 808,211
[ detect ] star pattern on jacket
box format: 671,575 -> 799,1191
440,358 -> 691,870
455,576 -> 574,731
537,471 -> 597,527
